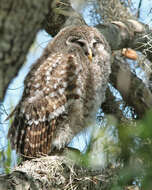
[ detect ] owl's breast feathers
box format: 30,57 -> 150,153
8,53 -> 91,157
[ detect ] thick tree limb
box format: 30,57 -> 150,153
96,20 -> 152,57
96,0 -> 133,22
0,155 -> 116,190
0,0 -> 52,101
110,54 -> 152,118
102,87 -> 126,121
44,0 -> 86,36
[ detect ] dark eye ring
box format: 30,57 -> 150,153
69,37 -> 79,43
76,40 -> 85,47
67,37 -> 85,48
93,41 -> 102,47
72,39 -> 86,48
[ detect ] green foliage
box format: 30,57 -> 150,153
67,111 -> 152,189
0,109 -> 14,174
0,142 -> 11,174
111,110 -> 152,189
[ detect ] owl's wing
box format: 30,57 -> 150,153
8,52 -> 81,158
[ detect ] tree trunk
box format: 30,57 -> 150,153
0,0 -> 51,100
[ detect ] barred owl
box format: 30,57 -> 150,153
8,25 -> 111,158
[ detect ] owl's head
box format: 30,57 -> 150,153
48,25 -> 111,64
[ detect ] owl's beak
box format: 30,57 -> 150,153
88,49 -> 93,62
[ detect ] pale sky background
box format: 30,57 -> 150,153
0,0 -> 152,172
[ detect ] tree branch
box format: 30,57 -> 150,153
44,0 -> 86,36
97,0 -> 133,22
0,155 -> 117,190
102,87 -> 126,121
110,54 -> 152,118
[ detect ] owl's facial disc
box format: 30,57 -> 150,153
66,37 -> 93,62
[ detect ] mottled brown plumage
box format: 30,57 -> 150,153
8,25 -> 111,158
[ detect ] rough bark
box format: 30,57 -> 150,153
0,0 -> 52,101
0,155 -> 117,190
110,54 -> 152,118
96,0 -> 152,61
97,20 -> 152,117
96,0 -> 133,22
44,0 -> 86,36
102,87 -> 126,121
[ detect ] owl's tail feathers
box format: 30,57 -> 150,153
8,116 -> 56,158
20,120 -> 55,158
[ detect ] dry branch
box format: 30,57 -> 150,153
0,155 -> 117,190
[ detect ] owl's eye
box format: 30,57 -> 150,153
75,39 -> 86,48
68,37 -> 79,43
67,36 -> 86,48
67,36 -> 89,56
93,40 -> 102,48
